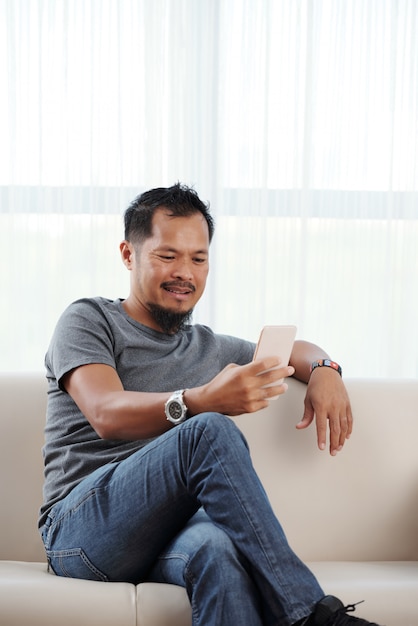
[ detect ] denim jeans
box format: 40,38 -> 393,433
41,412 -> 324,625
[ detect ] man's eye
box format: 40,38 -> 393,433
159,255 -> 175,260
194,257 -> 207,264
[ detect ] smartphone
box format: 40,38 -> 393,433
253,325 -> 297,398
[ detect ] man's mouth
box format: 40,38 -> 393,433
161,282 -> 195,295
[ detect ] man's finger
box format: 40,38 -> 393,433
315,411 -> 328,451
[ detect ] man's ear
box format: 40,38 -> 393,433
120,240 -> 134,269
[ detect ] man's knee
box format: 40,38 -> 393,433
184,412 -> 249,449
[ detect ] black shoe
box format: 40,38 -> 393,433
295,595 -> 382,625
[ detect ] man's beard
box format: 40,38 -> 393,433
148,303 -> 194,335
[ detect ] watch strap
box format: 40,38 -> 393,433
310,359 -> 342,377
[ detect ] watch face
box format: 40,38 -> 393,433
168,401 -> 183,420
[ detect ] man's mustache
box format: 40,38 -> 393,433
161,281 -> 196,293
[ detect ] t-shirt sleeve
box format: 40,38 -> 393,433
45,299 -> 117,390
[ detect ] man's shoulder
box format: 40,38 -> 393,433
188,323 -> 247,342
187,324 -> 255,364
62,297 -> 121,319
52,298 -> 125,340
67,296 -> 115,311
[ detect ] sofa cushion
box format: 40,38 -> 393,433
0,560 -> 192,626
0,561 -> 136,626
2,559 -> 417,626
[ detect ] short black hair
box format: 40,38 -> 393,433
124,182 -> 215,244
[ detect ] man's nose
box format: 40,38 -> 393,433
172,258 -> 193,281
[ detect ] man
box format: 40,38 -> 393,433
40,183 -> 381,626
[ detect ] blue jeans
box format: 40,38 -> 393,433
41,413 -> 324,625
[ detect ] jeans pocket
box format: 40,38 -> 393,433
46,548 -> 109,582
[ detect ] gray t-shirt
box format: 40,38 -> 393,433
40,297 -> 255,528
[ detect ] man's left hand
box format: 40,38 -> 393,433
296,367 -> 353,455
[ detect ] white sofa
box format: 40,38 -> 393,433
1,372 -> 417,626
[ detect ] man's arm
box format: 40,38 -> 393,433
64,339 -> 352,455
289,339 -> 330,383
63,357 -> 293,441
290,339 -> 353,456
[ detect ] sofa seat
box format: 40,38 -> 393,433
0,560 -> 191,626
1,559 -> 417,625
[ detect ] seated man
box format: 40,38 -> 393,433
39,183 -> 381,626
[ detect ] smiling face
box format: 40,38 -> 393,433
120,208 -> 210,333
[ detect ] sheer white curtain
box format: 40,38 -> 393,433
1,0 -> 417,377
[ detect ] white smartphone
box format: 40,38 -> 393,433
253,325 -> 297,398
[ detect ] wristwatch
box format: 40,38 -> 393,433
165,390 -> 188,425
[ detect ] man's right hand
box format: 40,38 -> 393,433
185,358 -> 295,417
